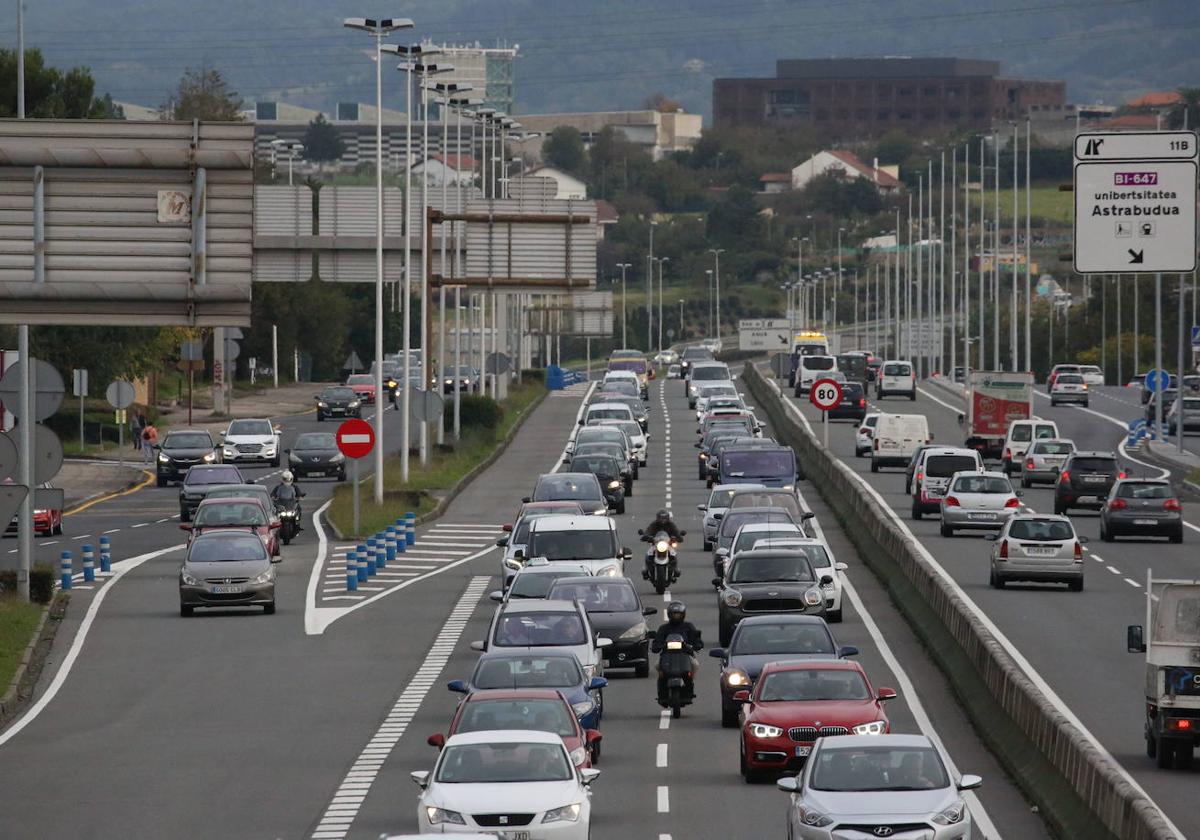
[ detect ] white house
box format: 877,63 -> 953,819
521,165 -> 588,200
791,150 -> 902,194
410,154 -> 476,187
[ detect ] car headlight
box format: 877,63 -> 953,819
317,401 -> 328,407
725,669 -> 749,686
567,747 -> 587,767
223,447 -> 235,456
619,622 -> 648,641
798,806 -> 835,827
264,445 -> 276,454
543,803 -> 582,824
425,807 -> 466,826
723,590 -> 743,607
853,720 -> 886,736
749,723 -> 782,738
158,453 -> 170,463
251,569 -> 274,585
201,452 -> 215,462
289,454 -> 301,464
348,400 -> 361,408
932,799 -> 967,826
803,587 -> 823,607
597,564 -> 621,577
572,698 -> 595,717
655,539 -> 670,553
331,452 -> 345,462
783,484 -> 794,491
699,452 -> 708,460
608,480 -> 621,490
180,569 -> 202,586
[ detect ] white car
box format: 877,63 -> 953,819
1079,365 -> 1105,386
654,349 -> 679,366
219,418 -> 281,466
523,515 -> 628,578
594,419 -> 647,467
492,559 -> 594,604
939,470 -> 1020,537
698,482 -> 764,551
742,536 -> 846,623
1049,372 -> 1089,407
876,359 -> 916,400
855,413 -> 880,457
413,730 -> 598,838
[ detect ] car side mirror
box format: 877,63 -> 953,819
713,512 -> 724,520
521,496 -> 531,504
488,590 -> 503,602
679,530 -> 687,537
446,679 -> 468,694
834,562 -> 848,572
697,504 -> 707,511
776,776 -> 800,793
427,733 -> 445,749
957,412 -> 966,426
502,523 -> 513,533
179,523 -> 192,531
708,647 -> 727,660
580,768 -> 601,786
284,448 -> 291,455
802,511 -> 815,521
469,640 -> 485,652
636,529 -> 644,536
621,548 -> 633,560
588,677 -> 608,691
838,645 -> 859,658
694,441 -> 701,448
513,549 -> 525,560
595,637 -> 613,648
643,606 -> 657,616
410,770 -> 430,789
1127,624 -> 1146,654
819,574 -> 834,586
731,689 -> 750,703
957,774 -> 983,791
711,577 -> 724,588
1014,490 -> 1023,498
1078,536 -> 1089,545
313,394 -> 321,400
585,729 -> 602,745
495,537 -> 509,547
270,555 -> 282,564
715,548 -> 729,558
877,687 -> 898,701
577,418 -> 584,426
218,431 -> 225,439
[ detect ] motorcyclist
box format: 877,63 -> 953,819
271,471 -> 306,530
650,601 -> 703,705
641,508 -> 683,580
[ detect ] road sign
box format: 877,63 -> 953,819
33,424 -> 63,484
485,352 -> 511,376
0,432 -> 17,482
335,418 -> 375,459
72,369 -> 88,398
1192,325 -> 1200,350
0,484 -> 29,531
410,389 -> 445,423
810,378 -> 844,411
1073,132 -> 1198,274
343,350 -> 364,372
0,359 -> 66,420
738,319 -> 791,352
1144,368 -> 1171,393
224,339 -> 241,362
105,380 -> 135,409
180,340 -> 205,361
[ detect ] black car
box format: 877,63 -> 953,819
697,427 -> 751,480
315,385 -> 361,421
680,346 -> 714,379
572,442 -> 636,484
1144,389 -> 1179,424
827,381 -> 867,422
707,615 -> 858,727
1099,479 -> 1184,543
179,464 -> 246,521
714,549 -> 829,647
568,454 -> 627,514
154,429 -> 218,487
548,576 -> 657,678
1053,451 -> 1123,514
288,431 -> 346,481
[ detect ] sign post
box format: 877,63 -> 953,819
106,380 -> 135,470
336,418 -> 376,538
809,377 -> 844,450
73,368 -> 88,449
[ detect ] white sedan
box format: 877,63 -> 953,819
413,730 -> 598,838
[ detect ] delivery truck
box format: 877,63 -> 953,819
958,371 -> 1033,460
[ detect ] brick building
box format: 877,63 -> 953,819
713,57 -> 1065,138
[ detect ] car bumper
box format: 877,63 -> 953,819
418,816 -> 590,839
744,732 -> 812,772
992,559 -> 1082,582
828,407 -> 866,421
941,508 -> 1015,529
1105,512 -> 1182,535
914,493 -> 947,513
221,451 -> 277,463
291,462 -> 343,477
180,581 -> 275,608
318,406 -> 359,418
1057,491 -> 1108,509
157,461 -> 207,479
604,638 -> 649,669
1023,468 -> 1061,483
792,821 -> 971,840
720,603 -> 826,629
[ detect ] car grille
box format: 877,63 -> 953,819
789,725 -> 849,741
235,444 -> 261,453
742,598 -> 805,612
204,577 -> 250,584
473,814 -> 535,827
837,823 -> 931,835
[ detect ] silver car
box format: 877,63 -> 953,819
1167,394 -> 1200,436
777,733 -> 981,840
1049,372 -> 1089,406
179,530 -> 280,616
1020,438 -> 1075,487
698,482 -> 764,551
939,471 -> 1020,537
988,514 -> 1085,591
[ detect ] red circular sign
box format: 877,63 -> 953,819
336,418 -> 375,459
809,378 -> 844,411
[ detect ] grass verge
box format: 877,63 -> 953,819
1188,468 -> 1200,486
0,597 -> 43,696
327,381 -> 545,537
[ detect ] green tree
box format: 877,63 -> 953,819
542,126 -> 586,174
707,185 -> 762,248
161,67 -> 243,121
302,114 -> 345,164
872,130 -> 916,166
0,48 -> 114,118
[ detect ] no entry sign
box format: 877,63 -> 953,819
336,418 -> 375,459
810,378 -> 844,411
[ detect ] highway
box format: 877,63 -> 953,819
0,377 -> 1053,839
768,370 -> 1200,838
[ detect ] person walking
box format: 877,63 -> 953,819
133,411 -> 147,453
141,420 -> 158,464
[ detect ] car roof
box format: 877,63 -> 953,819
921,447 -> 978,457
736,614 -> 830,627
550,575 -> 631,588
1008,513 -> 1071,523
736,521 -> 803,532
529,515 -> 613,532
588,401 -> 632,410
712,483 -> 766,493
948,470 -> 1007,479
513,563 -> 592,577
477,649 -> 579,663
820,733 -> 932,749
196,496 -> 263,506
464,688 -> 568,702
760,659 -> 863,675
498,599 -> 581,614
733,545 -> 824,560
445,729 -> 562,747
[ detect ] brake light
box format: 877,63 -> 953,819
998,539 -> 1008,559
1165,499 -> 1182,511
1005,497 -> 1020,508
874,439 -> 880,451
1004,448 -> 1012,460
1109,498 -> 1127,510
1118,471 -> 1126,479
1059,470 -> 1069,482
1025,458 -> 1035,470
1168,719 -> 1193,731
858,398 -> 865,408
916,471 -> 923,483
1074,541 -> 1084,561
944,496 -> 960,507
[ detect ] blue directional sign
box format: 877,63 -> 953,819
1192,325 -> 1200,350
1144,368 -> 1171,393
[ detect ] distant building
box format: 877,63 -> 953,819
515,109 -> 703,161
1027,102 -> 1117,147
759,172 -> 792,194
410,154 -> 476,186
713,57 -> 1066,138
790,150 -> 902,194
518,166 -> 588,200
425,42 -> 519,116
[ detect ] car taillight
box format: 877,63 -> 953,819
1165,499 -> 1182,511
998,539 -> 1008,559
874,439 -> 880,451
1059,470 -> 1069,482
1005,497 -> 1020,508
1118,471 -> 1126,479
1109,498 -> 1127,510
1004,448 -> 1011,460
1025,458 -> 1035,470
916,471 -> 923,483
944,496 -> 960,507
858,398 -> 865,408
1074,541 -> 1084,561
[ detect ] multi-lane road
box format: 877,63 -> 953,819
0,374 -> 1060,838
768,370 -> 1200,839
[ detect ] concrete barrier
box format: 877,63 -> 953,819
742,361 -> 1176,840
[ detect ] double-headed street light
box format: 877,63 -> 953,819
344,16 -> 414,505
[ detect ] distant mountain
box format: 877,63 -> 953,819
11,0 -> 1198,120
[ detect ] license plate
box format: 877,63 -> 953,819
968,513 -> 996,520
1083,476 -> 1107,483
1077,496 -> 1097,504
1134,519 -> 1157,526
1024,547 -> 1056,556
498,832 -> 530,840
211,585 -> 244,594
794,745 -> 811,757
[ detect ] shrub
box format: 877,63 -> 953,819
446,395 -> 504,436
0,563 -> 57,604
521,368 -> 546,383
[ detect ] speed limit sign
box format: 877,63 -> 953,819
810,378 -> 843,411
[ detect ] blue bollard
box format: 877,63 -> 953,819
82,544 -> 95,583
99,535 -> 112,573
356,546 -> 369,582
365,539 -> 378,576
346,552 -> 358,591
393,520 -> 407,554
59,550 -> 73,590
405,512 -> 416,545
375,535 -> 388,569
385,528 -> 398,563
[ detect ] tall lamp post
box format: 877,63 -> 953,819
647,221 -> 657,350
616,263 -> 631,347
708,248 -> 724,340
705,269 -> 714,335
655,256 -> 669,354
344,16 -> 415,505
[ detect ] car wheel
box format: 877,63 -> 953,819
338,469 -> 347,482
990,570 -> 1005,589
272,456 -> 281,468
721,703 -> 740,728
826,607 -> 842,623
719,619 -> 733,648
180,605 -> 194,617
1170,529 -> 1184,544
1068,578 -> 1084,592
910,502 -> 922,521
1147,732 -> 1158,759
316,413 -> 324,422
53,518 -> 63,536
1053,501 -> 1066,515
635,662 -> 650,679
625,481 -> 633,497
616,501 -> 626,515
1101,522 -> 1113,542
1082,401 -> 1090,408
702,539 -> 712,552
1176,743 -> 1194,770
1157,738 -> 1175,769
870,460 -> 879,473
1050,399 -> 1058,406
263,601 -> 276,615
909,392 -> 916,401
156,476 -> 167,488
939,522 -> 952,537
1020,475 -> 1030,489
180,507 -> 190,522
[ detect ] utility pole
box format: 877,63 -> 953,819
993,132 -> 1001,370
647,221 -> 656,351
16,0 -> 31,601
617,263 -> 631,347
1025,117 -> 1032,372
950,146 -> 957,378
1011,122 -> 1019,372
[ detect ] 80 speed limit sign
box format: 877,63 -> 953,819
809,378 -> 843,411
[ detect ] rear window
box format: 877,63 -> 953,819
691,366 -> 731,381
925,455 -> 978,477
1034,425 -> 1057,439
495,611 -> 587,647
884,363 -> 911,376
1057,374 -> 1084,384
1070,457 -> 1118,473
1008,519 -> 1075,541
1183,398 -> 1200,410
1010,425 -> 1032,442
1032,441 -> 1073,455
1117,483 -> 1174,500
186,466 -> 243,486
608,360 -> 647,374
803,357 -> 835,371
951,476 -> 1011,494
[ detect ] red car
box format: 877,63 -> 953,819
735,659 -> 896,781
427,688 -> 601,769
3,480 -> 62,537
344,373 -> 377,404
180,496 -> 281,557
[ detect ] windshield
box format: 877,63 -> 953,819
951,476 -> 1012,494
322,387 -> 355,400
1117,482 -> 1173,500
925,455 -> 978,478
206,487 -> 270,507
723,450 -> 794,478
608,359 -> 647,374
164,432 -> 212,449
600,380 -> 638,396
528,530 -> 616,561
345,374 -> 373,385
534,475 -> 601,502
549,581 -> 638,612
811,746 -> 949,792
610,421 -> 643,440
729,553 -> 815,583
1032,441 -> 1072,455
707,488 -> 743,509
691,366 -> 731,381
494,612 -> 587,647
295,433 -> 337,449
570,456 -> 620,477
1008,519 -> 1075,541
682,348 -> 713,361
1071,457 -> 1118,473
435,742 -> 572,784
457,699 -> 576,738
732,622 -> 833,655
730,492 -> 801,517
702,385 -> 738,398
803,357 -> 835,371
227,420 -> 273,437
194,502 -> 266,528
573,444 -> 623,462
472,656 -> 583,689
508,571 -> 581,599
733,526 -> 803,554
883,363 -> 911,376
187,534 -> 267,562
588,407 -> 632,422
1182,398 -> 1200,410
1057,374 -> 1084,384
577,428 -> 625,447
759,668 -> 869,701
720,510 -> 795,539
186,467 -> 243,486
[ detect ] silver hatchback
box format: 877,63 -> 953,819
179,530 -> 280,616
939,471 -> 1020,537
988,515 -> 1085,591
1020,438 -> 1074,487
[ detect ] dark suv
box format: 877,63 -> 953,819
1054,451 -> 1123,514
155,430 -> 218,487
179,464 -> 247,521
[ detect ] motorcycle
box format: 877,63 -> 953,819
276,498 -> 301,545
657,633 -> 696,719
639,528 -> 684,595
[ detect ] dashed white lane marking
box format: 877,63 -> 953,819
131,522 -> 148,528
656,785 -> 669,813
659,710 -> 670,730
1107,565 -> 1122,575
102,528 -> 120,534
42,541 -> 57,546
1125,577 -> 1142,588
309,577 -> 490,840
659,835 -> 673,840
156,517 -> 171,523
71,535 -> 90,540
656,743 -> 668,767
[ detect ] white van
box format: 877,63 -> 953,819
583,401 -> 636,427
795,355 -> 838,396
877,360 -> 917,400
1002,418 -> 1060,475
910,446 -> 985,518
871,413 -> 931,472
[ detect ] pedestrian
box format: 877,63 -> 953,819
141,420 -> 158,463
133,411 -> 147,452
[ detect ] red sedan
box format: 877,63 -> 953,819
735,659 -> 896,781
427,688 -> 601,769
180,497 -> 281,557
3,480 -> 62,537
344,373 -> 377,404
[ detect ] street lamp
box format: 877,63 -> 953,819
708,248 -> 724,339
616,262 -> 631,347
270,139 -> 304,186
705,269 -> 714,336
678,299 -> 685,342
647,220 -> 658,351
344,15 -> 415,506
654,256 -> 670,353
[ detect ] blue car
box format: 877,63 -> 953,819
447,650 -> 607,730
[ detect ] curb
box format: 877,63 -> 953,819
62,465 -> 154,516
0,592 -> 66,726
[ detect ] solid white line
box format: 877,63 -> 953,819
656,785 -> 669,813
303,500 -> 334,635
656,743 -> 668,767
0,543 -> 184,748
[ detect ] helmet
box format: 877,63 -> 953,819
281,471 -> 294,484
666,600 -> 686,622
655,508 -> 671,521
